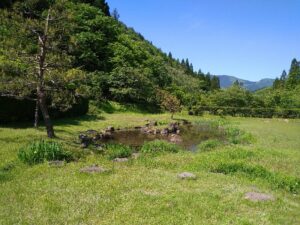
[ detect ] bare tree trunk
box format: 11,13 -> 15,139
37,87 -> 54,138
36,9 -> 55,138
34,99 -> 39,128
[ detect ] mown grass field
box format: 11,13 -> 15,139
0,106 -> 300,225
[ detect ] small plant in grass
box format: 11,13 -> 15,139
141,140 -> 181,154
106,144 -> 133,160
225,126 -> 254,144
198,139 -> 221,151
18,140 -> 72,165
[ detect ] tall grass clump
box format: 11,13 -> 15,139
198,139 -> 222,152
211,162 -> 300,193
18,140 -> 72,165
141,140 -> 181,154
225,126 -> 254,144
106,144 -> 133,160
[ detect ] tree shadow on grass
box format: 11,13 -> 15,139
54,114 -> 105,126
0,114 -> 105,129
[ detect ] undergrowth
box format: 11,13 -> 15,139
18,140 -> 73,165
141,140 -> 181,154
105,144 -> 133,160
211,162 -> 300,193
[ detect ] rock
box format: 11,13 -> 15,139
80,165 -> 107,173
153,129 -> 160,135
102,131 -> 113,139
176,129 -> 181,134
106,126 -> 115,132
81,142 -> 89,149
79,133 -> 92,147
95,144 -> 104,151
141,126 -> 149,133
160,128 -> 169,135
169,122 -> 180,133
132,153 -> 140,159
48,160 -> 65,167
86,130 -> 98,135
170,134 -> 182,143
245,192 -> 275,202
149,121 -> 158,126
181,119 -> 191,125
178,172 -> 197,180
92,133 -> 102,141
113,158 -> 129,162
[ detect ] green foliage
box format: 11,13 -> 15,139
225,126 -> 254,144
140,140 -> 181,154
286,58 -> 300,89
211,162 -> 300,193
18,140 -> 72,165
159,90 -> 181,117
105,144 -> 133,160
198,139 -> 222,151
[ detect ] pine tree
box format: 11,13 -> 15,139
211,76 -> 220,90
286,58 -> 300,89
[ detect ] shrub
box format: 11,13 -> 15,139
198,139 -> 221,151
140,140 -> 180,154
225,126 -> 254,144
106,144 -> 133,160
18,140 -> 72,165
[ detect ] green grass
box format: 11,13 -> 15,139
0,110 -> 300,225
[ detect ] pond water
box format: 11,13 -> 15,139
102,123 -> 225,151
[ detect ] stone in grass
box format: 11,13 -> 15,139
80,165 -> 107,174
132,153 -> 140,159
48,160 -> 65,167
113,158 -> 129,162
245,192 -> 275,202
177,172 -> 197,180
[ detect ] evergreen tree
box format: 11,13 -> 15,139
286,58 -> 300,89
211,76 -> 220,90
112,8 -> 119,20
280,70 -> 287,81
273,78 -> 280,89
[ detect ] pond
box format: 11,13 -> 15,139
101,122 -> 225,151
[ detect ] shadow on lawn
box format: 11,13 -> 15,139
0,114 -> 105,129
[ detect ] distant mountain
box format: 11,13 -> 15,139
217,75 -> 274,91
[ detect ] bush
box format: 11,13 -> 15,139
198,139 -> 221,151
18,140 -> 72,165
225,127 -> 254,144
106,144 -> 133,160
140,140 -> 180,154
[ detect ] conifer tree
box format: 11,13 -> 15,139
286,58 -> 300,89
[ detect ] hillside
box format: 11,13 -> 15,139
217,75 -> 274,91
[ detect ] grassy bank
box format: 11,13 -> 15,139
0,108 -> 299,225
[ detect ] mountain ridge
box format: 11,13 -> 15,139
217,75 -> 274,91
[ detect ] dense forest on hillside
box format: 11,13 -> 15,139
0,0 -> 300,136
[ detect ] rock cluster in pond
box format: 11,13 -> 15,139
78,120 -> 191,148
140,121 -> 187,136
79,126 -> 115,148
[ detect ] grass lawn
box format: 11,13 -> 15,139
0,108 -> 299,225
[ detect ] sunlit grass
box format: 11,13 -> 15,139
0,110 -> 299,225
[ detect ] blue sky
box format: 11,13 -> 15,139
106,0 -> 300,81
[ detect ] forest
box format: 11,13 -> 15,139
0,1 -> 300,224
1,0 -> 300,134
